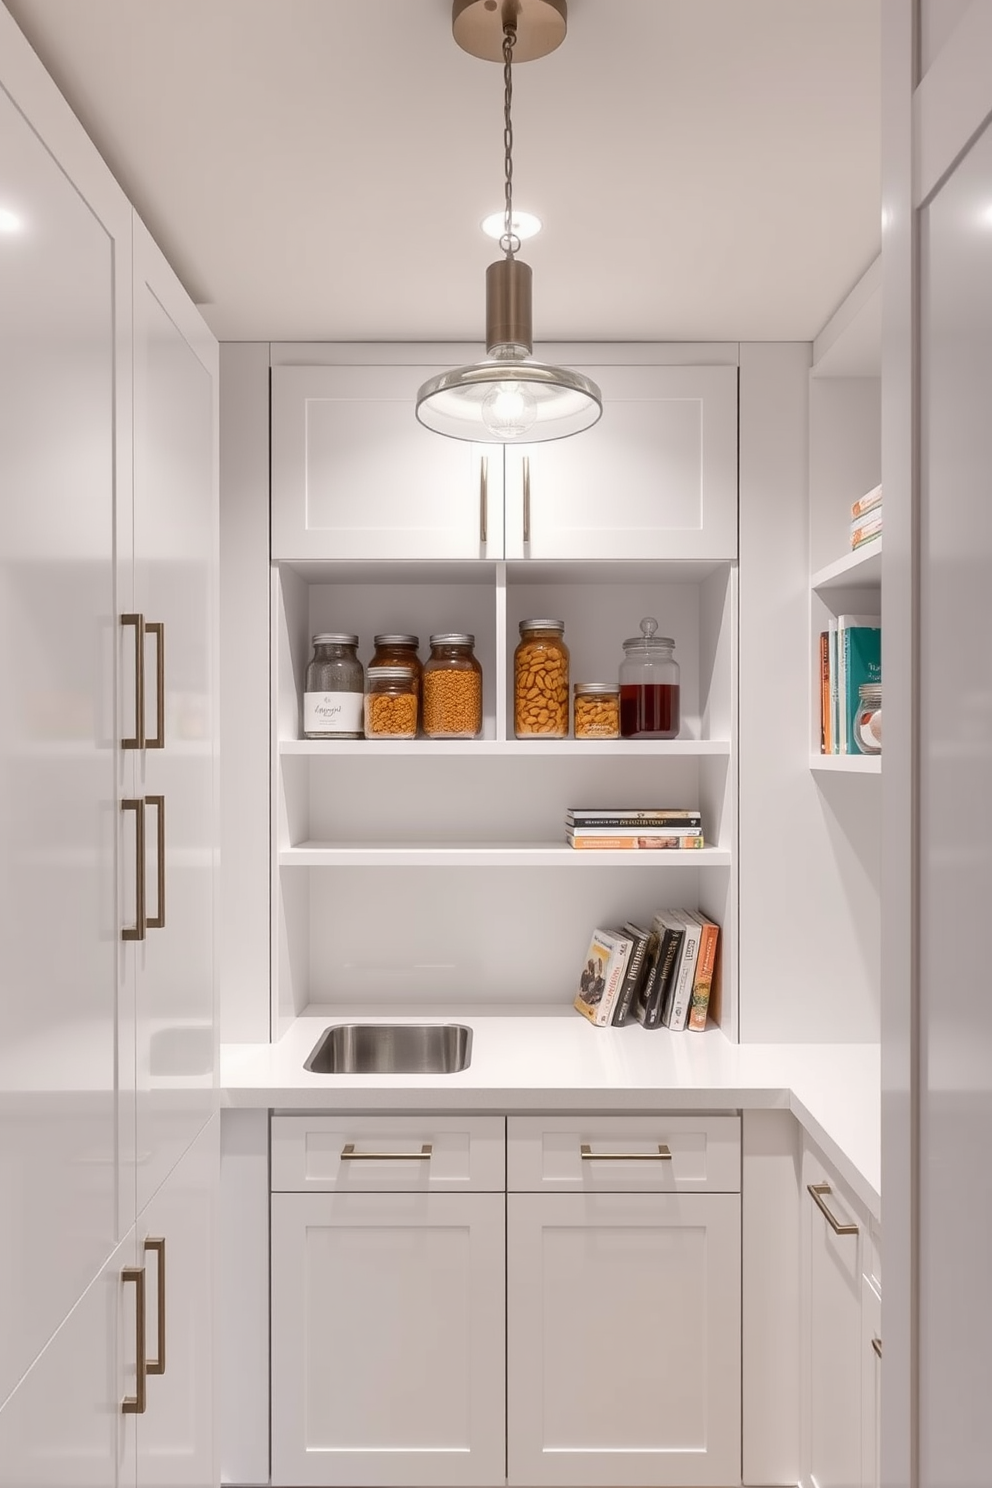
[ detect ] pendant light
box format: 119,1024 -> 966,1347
416,0 -> 602,444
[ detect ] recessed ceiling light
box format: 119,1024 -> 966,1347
481,210 -> 542,242
0,206 -> 23,234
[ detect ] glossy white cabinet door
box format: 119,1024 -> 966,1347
0,1230 -> 134,1488
503,365 -> 738,560
507,1191 -> 741,1487
132,219 -> 218,1215
271,365 -> 500,560
0,73 -> 129,1403
861,1275 -> 881,1488
271,1190 -> 506,1487
135,1116 -> 217,1488
801,1151 -> 864,1488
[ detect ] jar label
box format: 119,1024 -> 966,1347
304,691 -> 363,734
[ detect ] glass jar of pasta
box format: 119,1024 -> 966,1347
364,667 -> 418,740
514,620 -> 569,738
422,634 -> 483,739
370,634 -> 422,704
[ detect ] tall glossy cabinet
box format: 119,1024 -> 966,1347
0,9 -> 218,1485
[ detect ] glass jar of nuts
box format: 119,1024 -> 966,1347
573,682 -> 620,739
514,620 -> 569,738
364,666 -> 418,739
422,633 -> 483,739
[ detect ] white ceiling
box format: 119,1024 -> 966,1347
4,0 -> 881,345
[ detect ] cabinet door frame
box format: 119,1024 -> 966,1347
507,1189 -> 741,1487
271,1189 -> 506,1487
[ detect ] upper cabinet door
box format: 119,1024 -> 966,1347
271,365 -> 501,561
503,364 -> 738,561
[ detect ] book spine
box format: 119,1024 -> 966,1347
566,827 -> 703,839
850,513 -> 883,547
828,620 -> 838,755
687,922 -> 720,1031
819,631 -> 831,754
567,835 -> 704,850
567,815 -> 703,829
594,939 -> 631,1026
665,914 -> 702,1031
850,483 -> 882,520
837,620 -> 849,753
612,927 -> 650,1026
643,927 -> 684,1029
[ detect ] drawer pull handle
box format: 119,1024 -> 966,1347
807,1182 -> 859,1235
121,1265 -> 147,1414
523,455 -> 531,545
580,1143 -> 672,1161
340,1143 -> 433,1161
479,457 -> 488,545
872,1336 -> 882,1359
144,1237 -> 166,1376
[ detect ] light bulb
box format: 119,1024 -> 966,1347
481,381 -> 537,439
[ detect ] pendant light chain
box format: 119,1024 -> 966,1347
501,21 -> 520,258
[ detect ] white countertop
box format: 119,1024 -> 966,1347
221,1007 -> 881,1218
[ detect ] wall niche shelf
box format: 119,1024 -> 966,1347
811,540 -> 882,594
278,843 -> 733,868
809,754 -> 881,775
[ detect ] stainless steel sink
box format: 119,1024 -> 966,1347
304,1023 -> 472,1075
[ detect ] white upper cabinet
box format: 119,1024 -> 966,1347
504,363 -> 738,561
270,354 -> 738,563
272,364 -> 498,561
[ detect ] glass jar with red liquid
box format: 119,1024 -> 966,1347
619,617 -> 680,739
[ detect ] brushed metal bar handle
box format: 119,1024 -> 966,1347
121,1265 -> 147,1414
580,1143 -> 673,1161
807,1182 -> 859,1235
479,457 -> 488,545
522,455 -> 531,545
121,614 -> 145,750
340,1143 -> 433,1161
143,1237 -> 166,1376
872,1336 -> 882,1359
145,796 -> 165,931
121,799 -> 146,942
145,621 -> 165,749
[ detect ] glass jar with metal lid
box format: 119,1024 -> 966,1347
514,619 -> 569,738
573,682 -> 620,739
619,617 -> 680,739
370,634 -> 422,704
303,633 -> 363,739
364,667 -> 418,740
422,633 -> 483,739
853,682 -> 882,754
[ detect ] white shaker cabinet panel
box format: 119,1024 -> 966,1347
0,75 -> 128,1404
503,365 -> 738,561
861,1274 -> 881,1488
506,1191 -> 741,1487
271,365 -> 499,561
132,219 -> 218,1217
134,1117 -> 217,1488
271,1190 -> 506,1487
0,1231 -> 134,1488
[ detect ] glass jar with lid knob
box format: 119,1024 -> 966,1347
303,633 -> 364,739
619,617 -> 680,739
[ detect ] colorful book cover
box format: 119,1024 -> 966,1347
687,914 -> 721,1031
635,922 -> 684,1029
612,922 -> 656,1026
819,631 -> 831,754
850,512 -> 882,548
828,619 -> 839,755
850,483 -> 882,520
566,834 -> 704,850
842,618 -> 881,755
566,809 -> 702,826
573,928 -> 632,1027
661,909 -> 703,1031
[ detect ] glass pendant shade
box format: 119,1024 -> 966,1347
416,257 -> 603,443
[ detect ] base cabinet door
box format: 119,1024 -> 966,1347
861,1276 -> 881,1488
506,1191 -> 741,1487
271,1190 -> 506,1487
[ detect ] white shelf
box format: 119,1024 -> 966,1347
810,754 -> 881,774
279,842 -> 732,867
279,738 -> 732,758
810,540 -> 882,593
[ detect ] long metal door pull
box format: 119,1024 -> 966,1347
145,621 -> 165,748
121,1266 -> 147,1414
145,795 -> 166,930
580,1143 -> 672,1161
144,1237 -> 166,1376
121,614 -> 145,749
340,1143 -> 433,1161
807,1182 -> 859,1235
121,799 -> 146,942
479,456 -> 488,544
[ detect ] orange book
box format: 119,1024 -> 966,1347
819,631 -> 831,754
687,915 -> 720,1031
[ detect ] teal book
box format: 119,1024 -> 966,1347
839,616 -> 881,755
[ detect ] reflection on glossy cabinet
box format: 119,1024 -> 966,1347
270,1190 -> 506,1487
506,1191 -> 741,1487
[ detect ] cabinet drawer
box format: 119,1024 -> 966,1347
271,1115 -> 505,1192
507,1115 -> 740,1193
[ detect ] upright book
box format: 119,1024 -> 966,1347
573,928 -> 633,1027
837,614 -> 880,754
687,913 -> 721,1031
635,917 -> 684,1030
661,909 -> 703,1031
611,922 -> 656,1026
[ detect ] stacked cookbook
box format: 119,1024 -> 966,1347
566,808 -> 703,850
573,910 -> 720,1032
